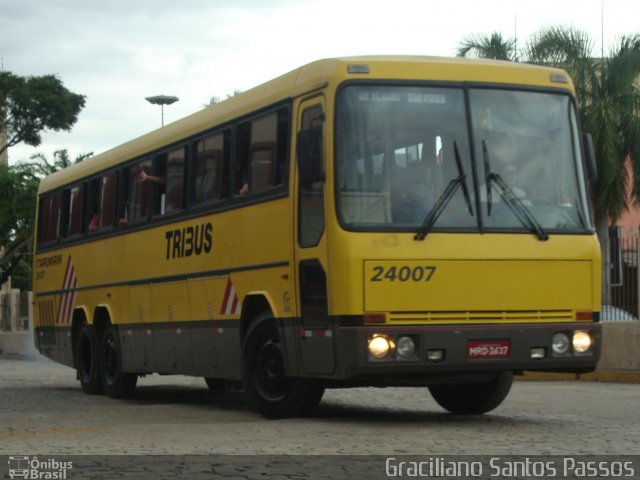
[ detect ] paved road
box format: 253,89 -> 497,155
1,355 -> 638,478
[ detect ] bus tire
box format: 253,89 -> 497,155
76,325 -> 103,395
100,326 -> 137,398
243,313 -> 324,419
428,371 -> 513,415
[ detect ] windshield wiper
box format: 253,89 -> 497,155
415,141 -> 473,241
482,141 -> 549,241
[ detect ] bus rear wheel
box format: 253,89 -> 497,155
100,326 -> 137,398
428,371 -> 513,414
243,313 -> 324,419
76,325 -> 103,395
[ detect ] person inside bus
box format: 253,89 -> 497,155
138,169 -> 165,185
88,213 -> 99,233
481,162 -> 531,206
238,172 -> 249,195
138,166 -> 168,214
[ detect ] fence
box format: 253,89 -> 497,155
604,232 -> 639,321
0,291 -> 31,332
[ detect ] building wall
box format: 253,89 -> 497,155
614,157 -> 639,241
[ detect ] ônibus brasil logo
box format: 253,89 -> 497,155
8,456 -> 73,479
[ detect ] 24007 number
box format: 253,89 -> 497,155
370,265 -> 437,282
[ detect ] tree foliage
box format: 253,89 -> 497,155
457,32 -> 518,61
0,72 -> 86,156
0,150 -> 91,289
0,163 -> 39,289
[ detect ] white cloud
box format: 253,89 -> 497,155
2,0 -> 638,163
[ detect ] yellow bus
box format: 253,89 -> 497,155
32,56 -> 601,418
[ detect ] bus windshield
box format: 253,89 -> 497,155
336,85 -> 592,234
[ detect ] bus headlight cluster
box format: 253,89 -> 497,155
367,334 -> 416,360
552,331 -> 594,355
552,333 -> 570,354
368,335 -> 393,359
572,330 -> 592,353
396,336 -> 416,358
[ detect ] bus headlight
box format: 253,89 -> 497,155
572,331 -> 592,353
396,336 -> 416,358
368,335 -> 393,359
552,333 -> 570,355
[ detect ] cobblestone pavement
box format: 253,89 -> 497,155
1,355 -> 639,478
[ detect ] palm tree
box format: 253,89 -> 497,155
524,27 -> 640,240
26,149 -> 93,176
457,32 -> 518,61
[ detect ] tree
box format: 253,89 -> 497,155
524,28 -> 640,238
26,149 -> 93,176
0,72 -> 86,156
0,150 -> 91,290
456,32 -> 518,61
208,90 -> 243,106
0,163 -> 39,289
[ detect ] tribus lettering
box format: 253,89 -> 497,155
165,223 -> 213,260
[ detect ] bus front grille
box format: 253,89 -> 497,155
388,310 -> 575,324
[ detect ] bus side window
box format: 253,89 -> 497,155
37,192 -> 62,244
125,159 -> 152,223
194,131 -> 229,205
150,154 -> 168,216
163,146 -> 186,214
235,107 -> 289,196
65,184 -> 85,237
89,172 -> 117,233
99,172 -> 117,230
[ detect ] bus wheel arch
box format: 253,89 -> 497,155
239,294 -> 273,342
71,308 -> 88,370
92,306 -> 112,340
428,371 -> 514,415
242,310 -> 324,418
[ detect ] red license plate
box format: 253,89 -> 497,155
467,340 -> 510,359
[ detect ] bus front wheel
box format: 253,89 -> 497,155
243,313 -> 324,419
428,371 -> 513,414
100,326 -> 137,398
76,325 -> 103,395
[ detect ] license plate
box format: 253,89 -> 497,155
467,340 -> 510,359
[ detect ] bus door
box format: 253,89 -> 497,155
294,97 -> 335,375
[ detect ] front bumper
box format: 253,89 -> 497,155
335,322 -> 601,381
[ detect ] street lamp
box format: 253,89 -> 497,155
145,95 -> 179,127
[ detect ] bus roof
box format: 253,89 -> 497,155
37,56 -> 573,194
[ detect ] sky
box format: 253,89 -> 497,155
1,0 -> 638,165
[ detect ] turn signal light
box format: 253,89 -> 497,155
575,311 -> 593,321
364,313 -> 386,324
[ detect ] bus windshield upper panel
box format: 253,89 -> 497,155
335,84 -> 593,234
